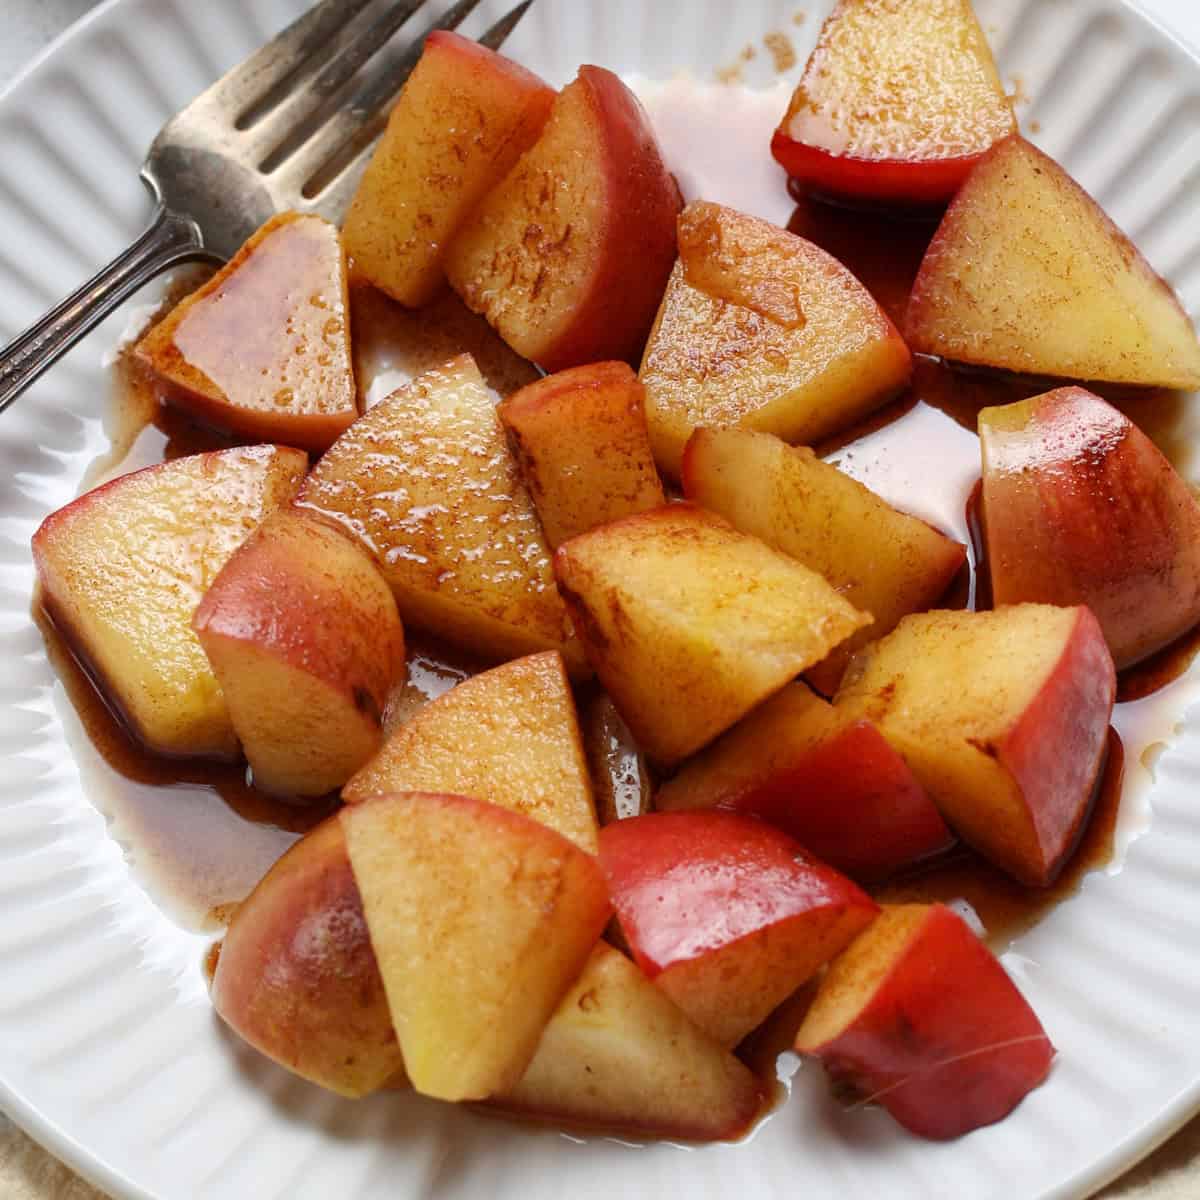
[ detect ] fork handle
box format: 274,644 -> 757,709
0,204 -> 213,416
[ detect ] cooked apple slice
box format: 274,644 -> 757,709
600,811 -> 877,1046
193,507 -> 405,797
640,201 -> 912,478
656,683 -> 952,882
341,31 -> 554,308
445,66 -> 680,371
905,135 -> 1200,387
32,445 -> 306,759
498,362 -> 665,548
136,213 -> 356,452
554,503 -> 869,765
980,386 -> 1200,669
795,903 -> 1055,1139
210,816 -> 406,1098
836,605 -> 1116,886
296,353 -> 580,670
491,943 -> 764,1139
771,0 -> 1014,207
341,792 -> 611,1101
682,427 -> 965,693
582,693 -> 651,826
343,651 -> 598,852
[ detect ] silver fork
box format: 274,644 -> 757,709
0,0 -> 533,416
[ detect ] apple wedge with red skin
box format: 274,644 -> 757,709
771,0 -> 1015,207
656,682 -> 953,882
980,386 -> 1200,669
210,815 -> 406,1098
835,605 -> 1116,887
136,212 -> 357,453
599,810 -> 879,1047
795,903 -> 1055,1139
445,66 -> 681,372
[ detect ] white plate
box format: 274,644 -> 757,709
4,1 -> 1200,1198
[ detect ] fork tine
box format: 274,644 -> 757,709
202,0 -> 377,121
283,0 -> 535,201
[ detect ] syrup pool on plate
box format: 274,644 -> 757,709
40,76 -> 1200,950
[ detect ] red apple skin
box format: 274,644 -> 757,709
982,386 -> 1200,669
599,811 -> 878,1043
797,904 -> 1054,1139
210,816 -> 406,1097
772,132 -> 986,209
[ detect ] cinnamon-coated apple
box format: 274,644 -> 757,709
771,0 -> 1014,207
905,135 -> 1200,388
655,682 -> 952,882
553,503 -> 869,765
491,942 -> 764,1139
341,792 -> 611,1101
795,903 -> 1054,1139
32,444 -> 306,760
599,810 -> 878,1046
682,426 -> 965,693
343,651 -> 598,852
341,31 -> 554,309
498,362 -> 665,549
640,201 -> 912,478
136,212 -> 357,452
836,605 -> 1116,886
193,507 -> 405,797
210,816 -> 406,1098
296,354 -> 581,670
980,386 -> 1200,668
445,66 -> 680,372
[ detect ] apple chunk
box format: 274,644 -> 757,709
296,353 -> 580,669
771,0 -> 1014,207
32,444 -> 306,759
341,31 -> 554,308
554,503 -> 870,765
341,792 -> 611,1101
136,212 -> 357,452
193,507 -> 405,797
445,65 -> 680,372
905,135 -> 1200,388
210,816 -> 406,1098
343,651 -> 598,853
835,605 -> 1116,886
795,903 -> 1054,1139
600,811 -> 878,1046
656,682 -> 953,882
682,427 -> 965,693
980,386 -> 1200,669
491,943 -> 764,1140
640,201 -> 912,478
498,361 -> 665,549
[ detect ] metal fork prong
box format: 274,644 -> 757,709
254,0 -> 430,169
476,0 -> 534,51
280,0 -> 514,197
200,0 -> 377,125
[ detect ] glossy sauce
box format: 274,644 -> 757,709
42,79 -> 1200,949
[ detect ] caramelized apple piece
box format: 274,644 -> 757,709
795,904 -> 1054,1139
32,445 -> 306,759
342,32 -> 555,308
554,503 -> 869,765
446,66 -> 680,371
193,508 -> 405,797
343,652 -> 598,853
771,0 -> 1015,207
136,213 -> 356,452
297,354 -> 580,669
640,201 -> 911,478
905,136 -> 1200,388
